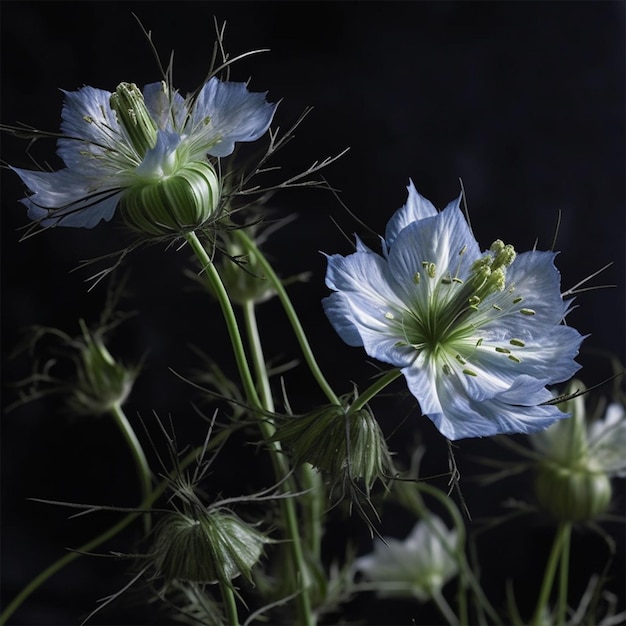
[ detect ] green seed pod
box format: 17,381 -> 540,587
121,161 -> 221,238
68,320 -> 136,416
534,462 -> 612,522
274,402 -> 392,493
153,509 -> 269,584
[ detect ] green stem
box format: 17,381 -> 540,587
0,444 -> 207,625
240,298 -> 315,625
557,523 -> 571,626
431,588 -> 460,626
110,402 -> 152,534
347,369 -> 403,414
219,581 -> 240,626
186,231 -> 314,626
234,230 -> 339,405
185,232 -> 261,407
531,522 -> 571,626
242,300 -> 275,412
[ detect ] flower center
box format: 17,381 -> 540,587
397,240 -> 518,360
110,82 -> 158,157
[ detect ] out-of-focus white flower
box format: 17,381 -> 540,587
353,516 -> 459,602
531,380 -> 626,521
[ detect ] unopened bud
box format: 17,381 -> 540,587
152,509 -> 269,584
534,462 -> 612,522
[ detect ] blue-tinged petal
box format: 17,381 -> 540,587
143,82 -> 187,132
333,291 -> 415,367
322,293 -> 364,347
387,205 -> 481,306
354,234 -> 382,254
401,353 -> 443,415
471,325 -> 583,386
136,130 -> 183,178
444,350 -> 517,401
324,250 -> 405,308
12,167 -> 121,228
57,87 -> 126,168
504,251 -> 571,325
384,180 -> 438,246
188,77 -> 277,158
426,373 -> 566,440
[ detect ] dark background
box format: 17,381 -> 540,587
2,2 -> 625,625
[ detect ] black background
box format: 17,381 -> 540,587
1,2 -> 625,625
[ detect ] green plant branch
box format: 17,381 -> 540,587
109,402 -> 152,534
531,521 -> 572,626
347,369 -> 403,414
186,231 -> 314,626
234,229 -> 339,406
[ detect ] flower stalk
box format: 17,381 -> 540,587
185,230 -> 314,626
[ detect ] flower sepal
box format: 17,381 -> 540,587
273,397 -> 392,494
152,508 -> 270,585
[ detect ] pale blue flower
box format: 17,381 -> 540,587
12,78 -> 277,229
323,181 -> 584,440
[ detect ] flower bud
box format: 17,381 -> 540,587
218,240 -> 276,305
531,379 -> 617,522
120,160 -> 221,237
274,401 -> 392,493
152,509 -> 269,584
534,462 -> 612,522
69,321 -> 135,416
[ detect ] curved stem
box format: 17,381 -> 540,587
186,232 -> 313,626
0,444 -> 207,625
110,402 -> 152,534
531,522 -> 571,626
348,369 -> 403,414
219,581 -> 240,626
234,230 -> 339,406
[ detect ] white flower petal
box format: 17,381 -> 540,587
12,167 -> 122,228
188,77 -> 277,157
589,403 -> 626,476
505,251 -> 571,325
387,204 -> 481,306
384,179 -> 439,246
57,87 -> 128,170
143,82 -> 187,131
321,293 -> 364,347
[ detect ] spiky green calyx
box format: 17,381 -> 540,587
152,509 -> 269,584
273,401 -> 392,493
